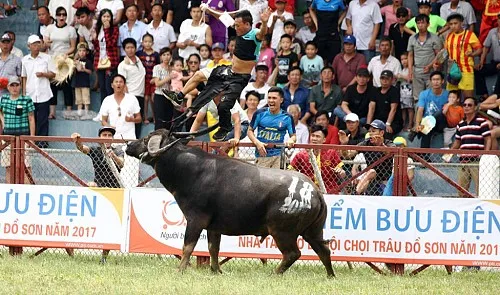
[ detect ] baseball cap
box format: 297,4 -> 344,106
8,76 -> 20,86
393,137 -> 407,147
255,62 -> 269,72
98,126 -> 116,136
343,35 -> 356,44
344,113 -> 359,122
416,0 -> 431,7
212,42 -> 225,50
356,67 -> 370,77
284,19 -> 297,27
1,33 -> 11,42
27,35 -> 41,45
380,70 -> 394,79
365,119 -> 386,131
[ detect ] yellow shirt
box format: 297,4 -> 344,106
445,30 -> 481,73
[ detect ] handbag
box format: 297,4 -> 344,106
73,0 -> 97,12
447,30 -> 468,86
97,57 -> 111,70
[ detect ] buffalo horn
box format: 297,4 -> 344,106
171,123 -> 220,138
147,135 -> 163,154
149,138 -> 183,156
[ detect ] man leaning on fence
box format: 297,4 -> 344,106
450,97 -> 491,197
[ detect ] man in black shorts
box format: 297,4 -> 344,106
164,9 -> 270,141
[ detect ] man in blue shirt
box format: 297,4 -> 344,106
282,66 -> 310,122
248,87 -> 296,169
409,71 -> 449,148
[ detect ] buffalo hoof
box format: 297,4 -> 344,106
100,257 -> 107,264
210,267 -> 223,274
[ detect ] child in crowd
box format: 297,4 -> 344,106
199,44 -> 212,69
276,34 -> 299,87
170,58 -> 184,93
442,90 -> 464,147
137,34 -> 160,124
223,37 -> 236,60
300,41 -> 323,88
73,42 -> 93,119
405,0 -> 447,35
268,0 -> 294,50
257,34 -> 275,76
397,52 -> 414,131
282,19 -> 304,57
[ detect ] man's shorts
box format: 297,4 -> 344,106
400,96 -> 414,109
255,156 -> 281,169
446,72 -> 474,91
1,142 -> 31,168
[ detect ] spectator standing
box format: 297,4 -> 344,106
475,14 -> 500,99
285,104 -> 309,144
203,0 -> 235,45
309,0 -> 345,65
335,67 -> 375,124
405,0 -> 447,35
96,0 -> 124,26
177,4 -> 212,60
345,0 -> 383,62
268,0 -> 294,50
92,9 -> 120,102
117,38 -> 146,139
407,14 -> 443,103
239,0 -> 269,28
451,97 -> 491,197
151,47 -> 173,130
76,7 -> 96,52
100,74 -> 142,139
308,66 -> 341,118
440,0 -> 476,31
21,35 -> 54,137
380,0 -> 411,36
36,6 -> 54,43
367,70 -> 404,139
137,33 -> 160,124
240,63 -> 271,109
315,110 -> 340,145
167,0 -> 191,35
0,33 -> 22,96
282,66 -> 310,122
332,35 -> 367,93
289,124 -> 346,194
275,34 -> 299,86
119,4 -> 148,58
123,0 -> 151,21
300,41 -> 323,88
147,3 -> 176,52
248,87 -> 296,169
296,10 -> 316,43
43,6 -> 77,118
388,7 -> 412,61
367,37 -> 401,88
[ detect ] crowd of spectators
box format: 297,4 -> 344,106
0,0 -> 499,196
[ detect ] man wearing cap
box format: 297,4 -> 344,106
202,0 -> 235,45
332,35 -> 367,93
309,0 -> 345,65
240,63 -> 271,109
0,31 -> 23,59
339,113 -> 368,146
268,0 -> 294,50
335,67 -> 376,124
0,33 -> 22,96
367,70 -> 403,139
388,7 -> 412,61
147,3 -> 177,52
367,37 -> 401,88
21,35 -> 55,138
342,120 -> 396,195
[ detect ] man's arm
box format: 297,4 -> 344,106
450,138 -> 461,150
309,102 -> 318,116
407,51 -> 414,80
21,77 -> 26,96
341,101 -> 351,115
414,106 -> 424,131
369,23 -> 380,50
231,112 -> 241,145
28,112 -> 35,136
367,101 -> 375,124
190,111 -> 207,133
484,136 -> 492,151
101,115 -> 111,127
309,7 -> 318,29
256,10 -> 270,40
166,10 -> 173,24
71,133 -> 90,154
247,127 -> 267,157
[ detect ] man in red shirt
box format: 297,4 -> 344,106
314,110 -> 339,144
289,124 -> 346,194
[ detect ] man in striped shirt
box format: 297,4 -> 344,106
451,97 -> 491,197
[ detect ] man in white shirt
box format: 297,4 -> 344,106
296,11 -> 316,43
440,0 -> 476,31
345,0 -> 383,62
21,35 -> 55,137
119,4 -> 148,57
286,104 -> 309,144
240,63 -> 271,109
118,38 -> 146,139
268,0 -> 294,50
147,3 -> 176,52
367,37 -> 401,87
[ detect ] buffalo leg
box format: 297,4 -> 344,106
304,236 -> 335,277
179,225 -> 203,271
207,231 -> 222,274
273,234 -> 301,274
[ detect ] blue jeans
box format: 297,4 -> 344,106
224,122 -> 249,140
333,106 -> 367,125
382,174 -> 394,196
357,50 -> 376,63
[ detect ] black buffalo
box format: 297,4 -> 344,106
126,126 -> 335,277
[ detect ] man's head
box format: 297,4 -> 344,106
463,97 -> 478,115
280,34 -> 293,51
211,42 -> 225,59
287,104 -> 301,123
27,35 -> 42,54
343,35 -> 356,54
396,7 -> 409,24
447,13 -> 464,33
190,5 -> 202,22
76,7 -> 92,26
37,6 -> 51,25
255,63 -> 269,83
99,126 -> 116,138
284,19 -> 297,36
287,66 -> 302,86
234,10 -> 253,36
7,76 -> 21,96
429,71 -> 445,90
276,0 -> 287,12
417,0 -> 432,15
415,14 -> 430,33
380,70 -> 394,88
0,33 -> 11,53
122,38 -> 137,57
320,66 -> 334,84
245,90 -> 261,110
365,120 -> 386,145
302,11 -> 313,28
151,3 -> 164,21
125,4 -> 139,21
379,37 -> 392,57
356,67 -> 370,86
111,74 -> 127,93
267,87 -> 284,113
310,124 -> 328,145
345,113 -> 360,133
315,111 -> 330,128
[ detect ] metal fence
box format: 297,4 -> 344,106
1,136 -> 499,274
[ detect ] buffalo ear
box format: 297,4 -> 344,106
147,135 -> 164,155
